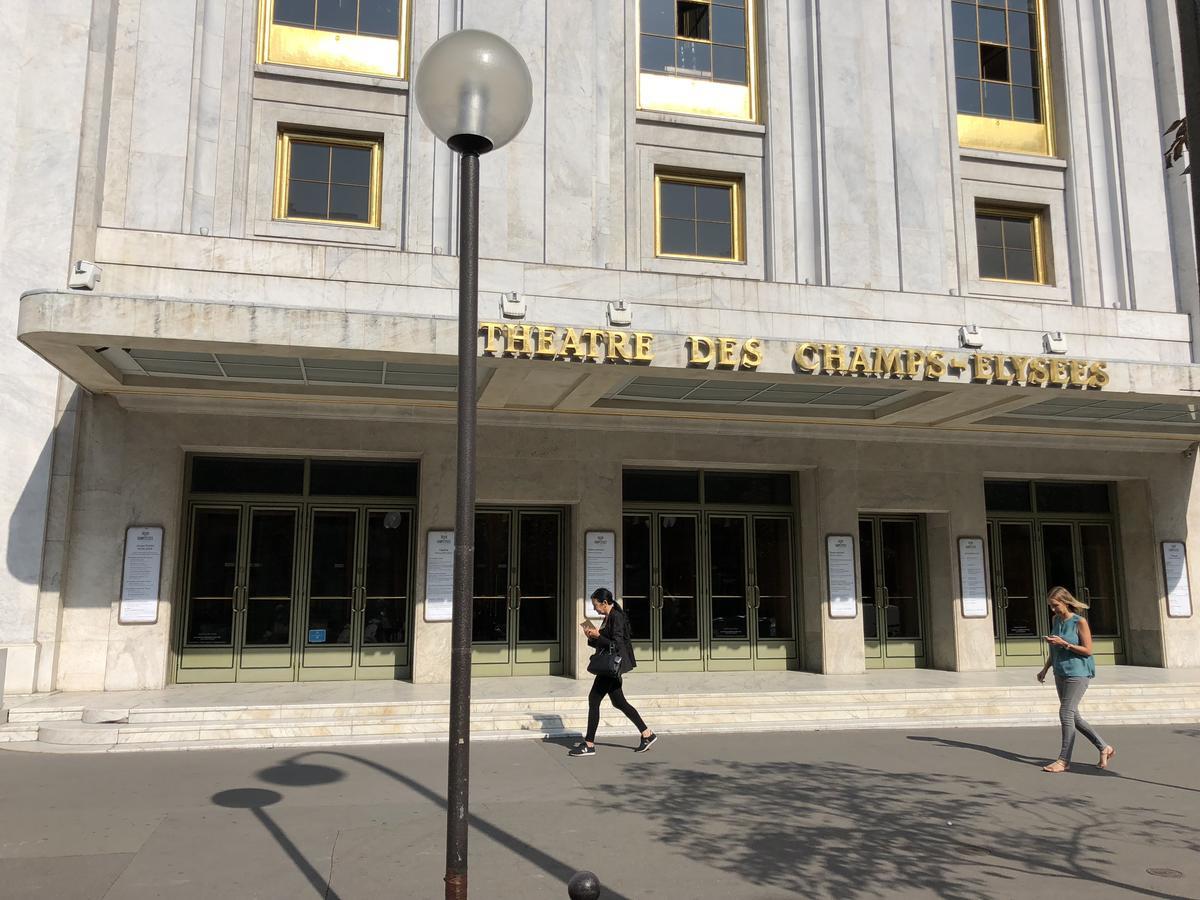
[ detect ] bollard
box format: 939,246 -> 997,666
567,870 -> 601,899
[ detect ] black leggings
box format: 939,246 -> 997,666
585,674 -> 648,743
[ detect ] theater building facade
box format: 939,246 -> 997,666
3,0 -> 1200,695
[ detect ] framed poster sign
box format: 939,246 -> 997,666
424,530 -> 455,622
1161,541 -> 1193,618
585,531 -> 616,620
826,534 -> 858,619
957,536 -> 989,619
119,525 -> 163,624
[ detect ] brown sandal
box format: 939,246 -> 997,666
1042,760 -> 1069,773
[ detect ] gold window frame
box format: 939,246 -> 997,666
273,131 -> 384,229
956,0 -> 1056,157
975,204 -> 1050,285
257,0 -> 412,79
654,171 -> 745,263
637,0 -> 760,123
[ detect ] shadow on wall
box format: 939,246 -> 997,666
594,757 -> 1196,899
5,432 -> 53,588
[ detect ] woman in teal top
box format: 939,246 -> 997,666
1037,586 -> 1116,773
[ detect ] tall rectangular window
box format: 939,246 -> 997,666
975,204 -> 1048,284
952,0 -> 1053,156
655,172 -> 744,262
259,0 -> 410,78
638,0 -> 759,122
274,132 -> 383,228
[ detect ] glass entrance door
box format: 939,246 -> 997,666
1040,521 -> 1124,665
989,521 -> 1046,665
471,509 -> 565,676
300,507 -> 414,680
861,517 -> 927,668
177,505 -> 301,683
623,512 -> 795,671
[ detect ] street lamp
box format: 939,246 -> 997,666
413,29 -> 533,900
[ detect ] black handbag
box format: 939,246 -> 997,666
587,645 -> 623,677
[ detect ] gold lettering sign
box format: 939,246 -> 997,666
793,343 -> 1107,389
480,323 -> 655,364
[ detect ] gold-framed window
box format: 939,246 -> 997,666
257,0 -> 411,79
638,0 -> 759,123
952,0 -> 1055,156
975,204 -> 1049,284
273,132 -> 383,228
655,171 -> 745,262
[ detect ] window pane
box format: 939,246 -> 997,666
331,145 -> 372,185
640,34 -> 675,73
1008,0 -> 1036,11
980,44 -> 1009,82
705,472 -> 791,505
275,0 -> 316,26
956,78 -> 982,115
979,245 -> 1007,279
979,7 -> 1007,43
952,2 -> 977,39
641,0 -> 674,36
1006,249 -> 1036,281
677,39 -> 712,76
661,217 -> 697,255
696,185 -> 732,222
660,181 -> 695,219
1009,11 -> 1035,48
288,180 -> 329,219
697,221 -> 734,259
713,45 -> 747,83
677,1 -> 710,39
623,469 -> 701,503
711,5 -> 746,46
982,81 -> 1012,117
954,40 -> 980,78
1003,216 -> 1034,250
191,457 -> 306,494
310,460 -> 418,496
1036,482 -> 1111,514
980,0 -> 1006,6
985,480 -> 1032,512
714,0 -> 744,7
316,0 -> 357,32
1013,86 -> 1039,121
976,214 -> 1004,247
329,184 -> 370,222
359,0 -> 400,37
1010,48 -> 1036,86
290,142 -> 330,182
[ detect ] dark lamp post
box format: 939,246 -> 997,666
413,29 -> 533,900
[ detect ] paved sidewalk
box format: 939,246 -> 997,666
1,724 -> 1197,899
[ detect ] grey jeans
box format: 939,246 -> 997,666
1054,674 -> 1107,762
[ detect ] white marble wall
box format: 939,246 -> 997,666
0,0 -> 93,694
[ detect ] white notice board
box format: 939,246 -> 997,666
958,536 -> 989,618
826,534 -> 858,619
119,525 -> 163,624
425,530 -> 455,622
585,531 -> 616,620
1162,541 -> 1193,618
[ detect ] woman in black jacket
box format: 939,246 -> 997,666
570,588 -> 657,757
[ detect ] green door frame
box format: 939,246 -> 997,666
990,512 -> 1127,666
471,507 -> 567,677
860,515 -> 929,669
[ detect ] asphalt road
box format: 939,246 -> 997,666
0,723 -> 1197,899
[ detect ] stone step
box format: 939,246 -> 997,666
52,684 -> 1200,727
31,693 -> 1200,750
28,707 -> 1200,754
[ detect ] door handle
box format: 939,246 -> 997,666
1082,587 -> 1091,606
881,586 -> 890,609
1000,586 -> 1009,610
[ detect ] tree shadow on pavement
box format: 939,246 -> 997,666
911,734 -> 1200,796
594,758 -> 1197,900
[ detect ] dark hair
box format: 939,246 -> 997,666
590,587 -> 615,606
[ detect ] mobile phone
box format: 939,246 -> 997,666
580,620 -> 592,628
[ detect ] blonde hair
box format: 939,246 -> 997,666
1047,586 -> 1088,611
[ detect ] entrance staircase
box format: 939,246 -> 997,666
3,668 -> 1199,753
